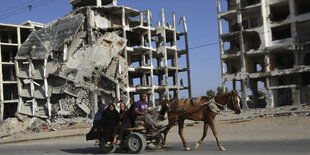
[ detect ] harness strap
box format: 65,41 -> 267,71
215,102 -> 226,108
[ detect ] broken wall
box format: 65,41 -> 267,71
15,11 -> 128,121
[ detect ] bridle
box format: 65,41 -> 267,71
215,93 -> 239,109
228,93 -> 241,109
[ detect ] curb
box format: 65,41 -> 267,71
0,128 -> 90,144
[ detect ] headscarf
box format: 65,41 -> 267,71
119,103 -> 127,114
107,103 -> 116,111
94,104 -> 105,121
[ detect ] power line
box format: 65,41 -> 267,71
0,0 -> 55,20
189,42 -> 219,50
0,0 -> 41,15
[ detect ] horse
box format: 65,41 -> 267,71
159,90 -> 241,151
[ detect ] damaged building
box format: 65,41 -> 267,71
0,0 -> 191,122
217,0 -> 310,108
0,22 -> 44,123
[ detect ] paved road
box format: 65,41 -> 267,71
0,136 -> 309,155
1,116 -> 310,154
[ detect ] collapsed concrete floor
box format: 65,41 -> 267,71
15,14 -> 129,121
17,16 -> 128,116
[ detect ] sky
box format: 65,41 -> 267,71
0,0 -> 224,98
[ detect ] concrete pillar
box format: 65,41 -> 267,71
265,77 -> 274,109
292,87 -> 300,106
121,7 -> 130,105
180,16 -> 192,98
96,0 -> 102,6
264,54 -> 270,72
172,12 -> 180,99
241,79 -> 248,110
86,8 -> 95,44
91,92 -> 98,119
140,12 -> 143,26
216,0 -> 221,13
217,0 -> 227,93
112,0 -> 117,6
146,10 -> 155,107
161,8 -> 169,100
16,27 -> 22,114
288,0 -> 299,67
289,0 -> 297,42
0,42 -> 3,122
261,0 -> 271,47
142,55 -> 147,85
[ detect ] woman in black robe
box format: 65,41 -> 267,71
112,103 -> 133,144
86,104 -> 105,144
101,103 -> 119,144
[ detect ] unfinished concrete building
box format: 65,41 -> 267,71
0,22 -> 44,122
67,0 -> 192,106
0,0 -> 191,122
217,0 -> 310,109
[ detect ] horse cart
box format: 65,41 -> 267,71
99,120 -> 163,154
98,91 -> 241,153
99,121 -> 164,154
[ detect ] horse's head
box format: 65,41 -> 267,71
226,90 -> 241,114
159,99 -> 170,121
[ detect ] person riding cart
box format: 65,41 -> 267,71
134,93 -> 160,130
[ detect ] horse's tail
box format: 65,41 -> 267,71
159,99 -> 170,121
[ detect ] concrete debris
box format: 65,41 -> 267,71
15,7 -> 128,124
217,104 -> 310,121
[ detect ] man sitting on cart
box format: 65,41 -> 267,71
134,93 -> 159,130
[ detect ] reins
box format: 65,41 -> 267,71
214,94 -> 231,110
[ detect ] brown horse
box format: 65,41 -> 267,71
159,90 -> 241,151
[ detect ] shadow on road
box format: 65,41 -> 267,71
61,147 -> 101,154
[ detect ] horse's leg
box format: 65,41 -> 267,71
160,120 -> 175,147
208,117 -> 226,151
178,119 -> 190,151
195,122 -> 209,149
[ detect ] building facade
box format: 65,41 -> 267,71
217,0 -> 310,109
0,0 -> 191,122
0,22 -> 44,122
69,0 -> 192,106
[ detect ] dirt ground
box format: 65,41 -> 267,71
215,116 -> 310,141
159,115 -> 310,144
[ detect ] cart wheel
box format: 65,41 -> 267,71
99,142 -> 116,154
126,133 -> 146,153
148,133 -> 163,150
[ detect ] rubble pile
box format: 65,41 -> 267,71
0,115 -> 92,138
218,103 -> 310,121
13,9 -> 129,126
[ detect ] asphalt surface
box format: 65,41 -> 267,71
0,136 -> 309,155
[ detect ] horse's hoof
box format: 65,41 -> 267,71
194,143 -> 200,149
219,146 -> 226,151
160,143 -> 165,147
185,147 -> 191,151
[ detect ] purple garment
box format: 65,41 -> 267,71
135,100 -> 148,112
94,104 -> 105,121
